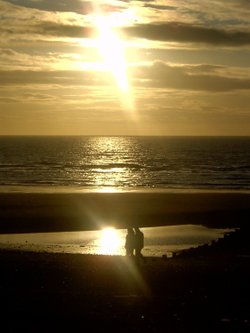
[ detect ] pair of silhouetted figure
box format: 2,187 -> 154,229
125,227 -> 144,258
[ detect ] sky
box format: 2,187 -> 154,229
0,0 -> 250,136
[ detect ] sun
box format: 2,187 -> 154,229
94,15 -> 129,93
99,227 -> 122,255
90,6 -> 135,112
95,15 -> 129,93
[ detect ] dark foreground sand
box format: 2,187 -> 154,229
0,190 -> 250,332
1,230 -> 250,333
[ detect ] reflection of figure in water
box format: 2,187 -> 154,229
125,228 -> 135,257
134,227 -> 144,259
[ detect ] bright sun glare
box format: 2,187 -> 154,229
99,227 -> 121,255
90,5 -> 135,112
95,15 -> 129,93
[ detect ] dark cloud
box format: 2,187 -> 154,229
184,64 -> 225,74
0,70 -> 110,86
0,97 -> 19,103
143,4 -> 177,11
3,0 -> 93,14
0,20 -> 95,39
34,21 -> 94,38
4,19 -> 250,47
3,0 -> 125,14
1,64 -> 250,92
0,48 -> 17,56
125,22 -> 250,46
134,61 -> 250,91
238,0 -> 250,8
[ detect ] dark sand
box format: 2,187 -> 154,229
0,190 -> 250,233
0,190 -> 250,332
1,231 -> 250,333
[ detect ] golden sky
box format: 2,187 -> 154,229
0,0 -> 250,135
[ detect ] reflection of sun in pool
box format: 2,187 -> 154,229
99,227 -> 122,255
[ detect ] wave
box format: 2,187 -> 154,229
0,136 -> 250,190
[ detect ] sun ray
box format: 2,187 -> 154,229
90,4 -> 135,112
95,15 -> 129,93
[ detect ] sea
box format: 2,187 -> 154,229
0,136 -> 249,256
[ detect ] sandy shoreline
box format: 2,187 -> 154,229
1,237 -> 250,332
1,201 -> 250,332
0,190 -> 250,233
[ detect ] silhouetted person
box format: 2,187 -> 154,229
125,228 -> 135,257
134,227 -> 144,259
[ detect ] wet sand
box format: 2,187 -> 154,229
0,190 -> 250,332
0,190 -> 250,233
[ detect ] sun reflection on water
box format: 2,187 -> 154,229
94,227 -> 124,255
0,225 -> 234,257
86,136 -> 138,190
97,187 -> 121,193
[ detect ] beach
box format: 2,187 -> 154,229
0,190 -> 250,233
0,190 -> 250,332
1,234 -> 250,332
1,0 -> 250,328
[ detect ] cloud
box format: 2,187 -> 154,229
143,4 -> 177,11
1,62 -> 250,93
2,0 -> 93,14
0,1 -> 93,40
0,20 -> 94,40
33,21 -> 93,38
125,21 -> 250,46
134,61 -> 250,91
0,70 -> 110,86
3,0 -> 125,15
224,0 -> 250,10
2,18 -> 250,47
0,97 -> 19,103
2,0 -> 250,47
